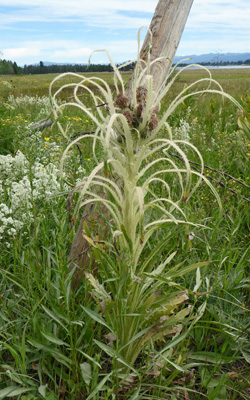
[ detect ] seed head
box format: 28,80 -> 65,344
114,93 -> 129,109
136,86 -> 147,104
148,114 -> 159,131
152,106 -> 159,115
123,109 -> 134,125
136,103 -> 143,118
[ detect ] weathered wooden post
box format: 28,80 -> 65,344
139,0 -> 193,92
68,0 -> 194,281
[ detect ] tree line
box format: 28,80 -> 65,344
1,58 -> 250,76
0,59 -> 135,75
177,60 -> 250,67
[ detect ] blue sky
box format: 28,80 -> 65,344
1,0 -> 250,66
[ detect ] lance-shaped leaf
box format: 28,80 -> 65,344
139,306 -> 192,346
82,305 -> 114,333
147,290 -> 189,316
145,261 -> 210,283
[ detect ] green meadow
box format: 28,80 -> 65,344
0,67 -> 249,399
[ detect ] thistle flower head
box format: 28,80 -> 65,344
48,29 -> 245,377
49,27 -> 244,259
114,93 -> 129,109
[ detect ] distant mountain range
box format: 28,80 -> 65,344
35,53 -> 250,67
173,52 -> 250,64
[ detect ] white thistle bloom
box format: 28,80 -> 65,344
49,26 -> 242,262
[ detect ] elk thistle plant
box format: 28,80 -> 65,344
49,29 -> 242,381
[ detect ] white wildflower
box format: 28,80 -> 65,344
0,151 -> 70,248
176,119 -> 191,141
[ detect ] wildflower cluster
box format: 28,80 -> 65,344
7,94 -> 51,108
1,114 -> 29,127
0,151 -> 66,247
175,118 -> 191,141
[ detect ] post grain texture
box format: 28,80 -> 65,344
140,0 -> 194,93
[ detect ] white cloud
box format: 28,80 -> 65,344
0,0 -> 154,27
3,47 -> 40,59
0,0 -> 155,13
2,38 -> 139,64
52,47 -> 93,61
1,0 -> 250,64
176,0 -> 250,55
1,0 -> 250,31
187,0 -> 250,31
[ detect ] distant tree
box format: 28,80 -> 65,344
0,59 -> 14,75
13,61 -> 19,75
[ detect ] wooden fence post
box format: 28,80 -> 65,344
139,0 -> 194,93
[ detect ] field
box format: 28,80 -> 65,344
0,67 -> 250,400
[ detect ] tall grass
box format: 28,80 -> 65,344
0,56 -> 249,398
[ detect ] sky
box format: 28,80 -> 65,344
0,0 -> 250,66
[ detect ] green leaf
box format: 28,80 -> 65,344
141,307 -> 191,346
94,339 -> 115,358
129,386 -> 143,400
77,350 -> 102,368
165,261 -> 210,279
27,337 -> 55,352
238,115 -> 250,139
80,362 -> 92,386
6,369 -> 23,385
0,269 -> 27,295
81,305 -> 114,332
119,327 -> 151,351
82,230 -> 97,247
46,393 -> 59,400
116,355 -> 139,376
84,273 -> 111,301
86,372 -> 113,400
41,305 -> 69,330
38,384 -> 47,398
0,386 -> 32,398
92,246 -> 118,275
94,340 -> 138,375
1,343 -> 21,366
140,237 -> 176,273
0,310 -> 10,322
20,394 -> 40,400
241,350 -> 250,364
207,376 -> 228,400
189,351 -> 237,364
27,337 -> 72,367
160,355 -> 185,372
115,270 -> 128,300
120,224 -> 133,253
143,290 -> 162,310
150,290 -> 189,312
41,331 -> 69,346
147,261 -> 210,284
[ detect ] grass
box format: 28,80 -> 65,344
0,67 -> 249,399
0,72 -> 132,102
